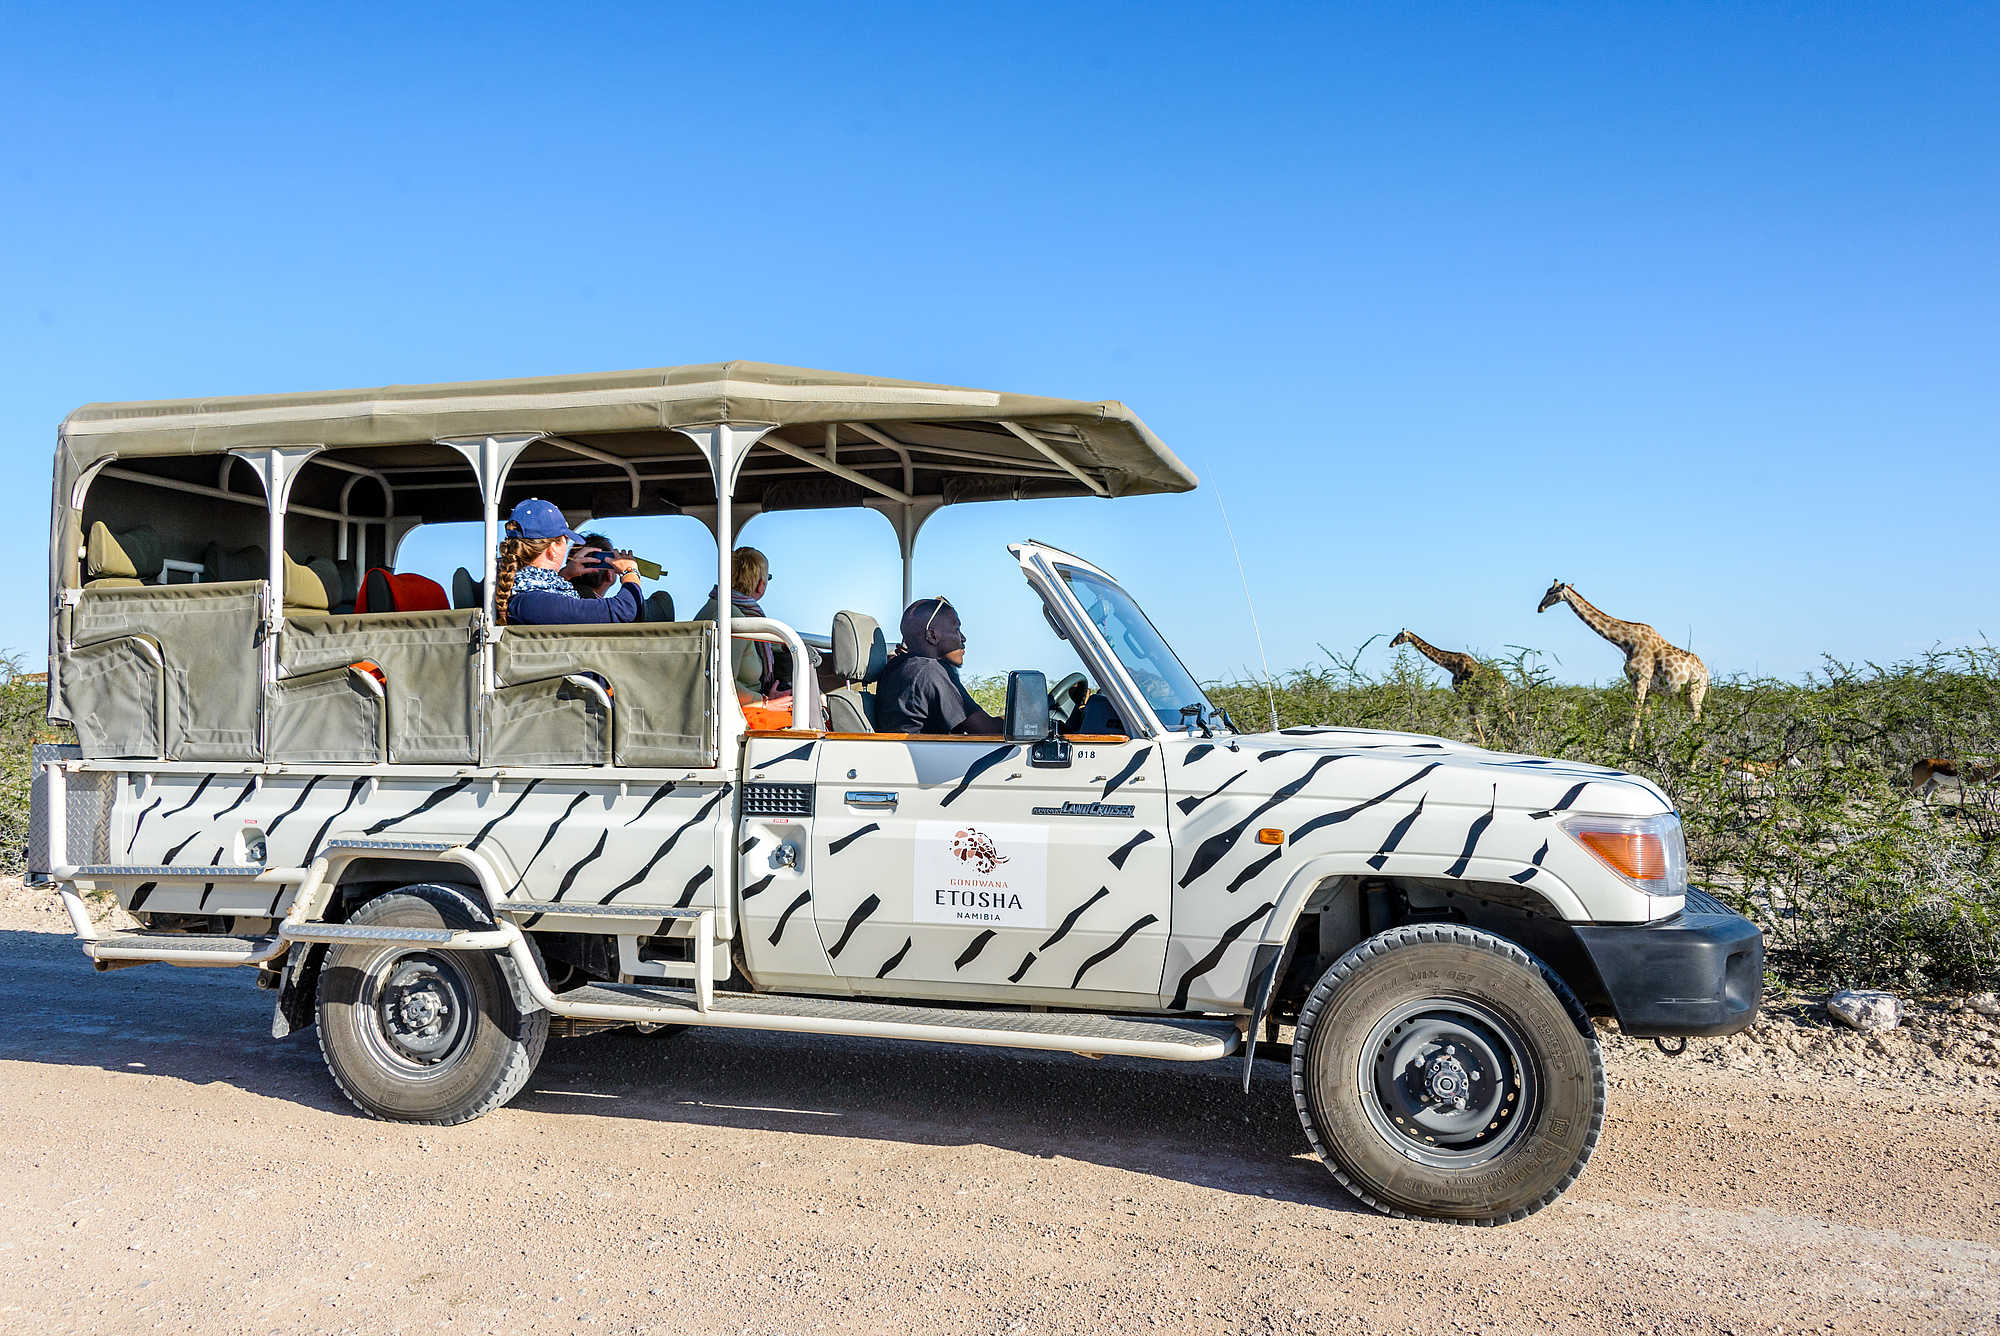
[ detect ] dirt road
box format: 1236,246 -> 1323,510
2,917 -> 1996,1336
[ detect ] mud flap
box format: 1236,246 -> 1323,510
271,942 -> 325,1039
1240,936 -> 1294,1093
269,895 -> 544,1039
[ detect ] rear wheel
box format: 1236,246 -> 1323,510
1290,924 -> 1604,1225
315,884 -> 548,1124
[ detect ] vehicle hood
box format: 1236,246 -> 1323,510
1211,725 -> 1672,818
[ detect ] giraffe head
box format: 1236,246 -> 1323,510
1537,579 -> 1569,613
1390,629 -> 1413,647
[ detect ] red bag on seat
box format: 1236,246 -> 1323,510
355,568 -> 450,614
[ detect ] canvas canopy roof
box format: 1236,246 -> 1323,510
56,361 -> 1197,522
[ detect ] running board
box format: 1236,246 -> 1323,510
546,983 -> 1240,1061
280,923 -> 513,949
85,930 -> 283,967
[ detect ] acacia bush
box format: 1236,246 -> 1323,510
0,658 -> 60,875
1210,644 -> 2000,995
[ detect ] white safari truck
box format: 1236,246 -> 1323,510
29,362 -> 1761,1224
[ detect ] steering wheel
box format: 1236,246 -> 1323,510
1047,672 -> 1089,729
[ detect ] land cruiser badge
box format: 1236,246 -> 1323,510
915,820 -> 1048,929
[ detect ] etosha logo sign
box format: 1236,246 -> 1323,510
915,820 -> 1048,930
948,828 -> 1010,875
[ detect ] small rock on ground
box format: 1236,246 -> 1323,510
1827,989 -> 1902,1032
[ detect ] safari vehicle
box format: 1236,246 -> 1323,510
28,362 -> 1762,1224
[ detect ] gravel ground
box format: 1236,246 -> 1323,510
2,880 -> 1996,1335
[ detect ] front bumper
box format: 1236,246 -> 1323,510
1571,888 -> 1764,1037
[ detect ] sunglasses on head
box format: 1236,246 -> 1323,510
923,596 -> 954,632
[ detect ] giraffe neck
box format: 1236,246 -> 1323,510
1562,588 -> 1641,650
1402,633 -> 1457,669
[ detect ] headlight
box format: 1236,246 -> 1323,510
1561,811 -> 1687,898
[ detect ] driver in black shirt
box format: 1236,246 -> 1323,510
873,597 -> 1003,735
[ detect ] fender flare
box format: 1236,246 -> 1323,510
270,844 -> 529,1039
1231,853 -> 1592,1083
1252,854 -> 1591,972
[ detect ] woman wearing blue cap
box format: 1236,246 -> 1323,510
493,498 -> 642,626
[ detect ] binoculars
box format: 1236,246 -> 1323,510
586,549 -> 664,580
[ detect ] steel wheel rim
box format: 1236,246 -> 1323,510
356,948 -> 477,1081
1357,996 -> 1537,1169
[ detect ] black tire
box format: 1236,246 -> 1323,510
1290,924 -> 1605,1225
315,883 -> 549,1124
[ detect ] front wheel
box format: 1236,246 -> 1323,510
316,884 -> 548,1124
1290,924 -> 1604,1225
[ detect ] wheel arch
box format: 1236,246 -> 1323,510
273,847 -> 514,1041
1248,855 -> 1611,1021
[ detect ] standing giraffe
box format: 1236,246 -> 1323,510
1390,629 -> 1484,689
1537,580 -> 1709,743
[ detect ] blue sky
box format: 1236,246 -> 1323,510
3,3 -> 1993,688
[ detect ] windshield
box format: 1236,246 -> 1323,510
1057,567 -> 1215,731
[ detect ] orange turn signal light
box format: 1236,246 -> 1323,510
1257,828 -> 1285,845
1573,830 -> 1668,882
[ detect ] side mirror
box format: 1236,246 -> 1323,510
1004,670 -> 1051,743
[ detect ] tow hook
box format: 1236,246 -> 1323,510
1653,1036 -> 1689,1056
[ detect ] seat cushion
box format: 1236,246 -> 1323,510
85,522 -> 164,582
826,684 -> 874,733
356,568 -> 450,614
201,541 -> 268,584
307,557 -> 346,608
831,610 -> 887,683
283,554 -> 329,614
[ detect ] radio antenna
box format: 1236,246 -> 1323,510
1213,481 -> 1280,733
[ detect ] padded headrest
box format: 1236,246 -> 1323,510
832,611 -> 887,683
355,568 -> 450,614
451,567 -> 483,611
307,557 -> 346,607
283,554 -> 329,613
201,541 -> 268,583
85,522 -> 164,581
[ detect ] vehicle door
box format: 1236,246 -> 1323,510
809,717 -> 1172,1007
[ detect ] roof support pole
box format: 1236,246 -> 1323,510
1002,421 -> 1108,497
227,445 -> 323,750
675,423 -> 771,949
843,422 -> 916,495
440,434 -> 542,700
871,498 -> 943,612
543,435 -> 643,508
758,432 -> 915,506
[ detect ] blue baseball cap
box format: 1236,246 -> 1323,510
507,498 -> 585,543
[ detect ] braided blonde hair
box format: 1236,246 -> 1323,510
492,531 -> 558,627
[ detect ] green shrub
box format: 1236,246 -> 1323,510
0,657 -> 65,874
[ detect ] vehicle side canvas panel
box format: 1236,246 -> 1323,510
1164,732 -> 1663,1011
67,582 -> 263,761
492,622 -> 714,769
278,610 -> 479,764
109,772 -> 729,919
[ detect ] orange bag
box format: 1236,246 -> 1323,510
741,702 -> 793,731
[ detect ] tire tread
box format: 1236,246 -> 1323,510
315,883 -> 549,1126
1288,923 -> 1605,1226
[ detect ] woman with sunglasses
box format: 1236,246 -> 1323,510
695,547 -> 792,710
873,596 -> 1002,735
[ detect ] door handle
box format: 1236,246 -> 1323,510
845,790 -> 898,808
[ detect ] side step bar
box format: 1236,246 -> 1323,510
86,930 -> 283,967
540,982 -> 1241,1062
